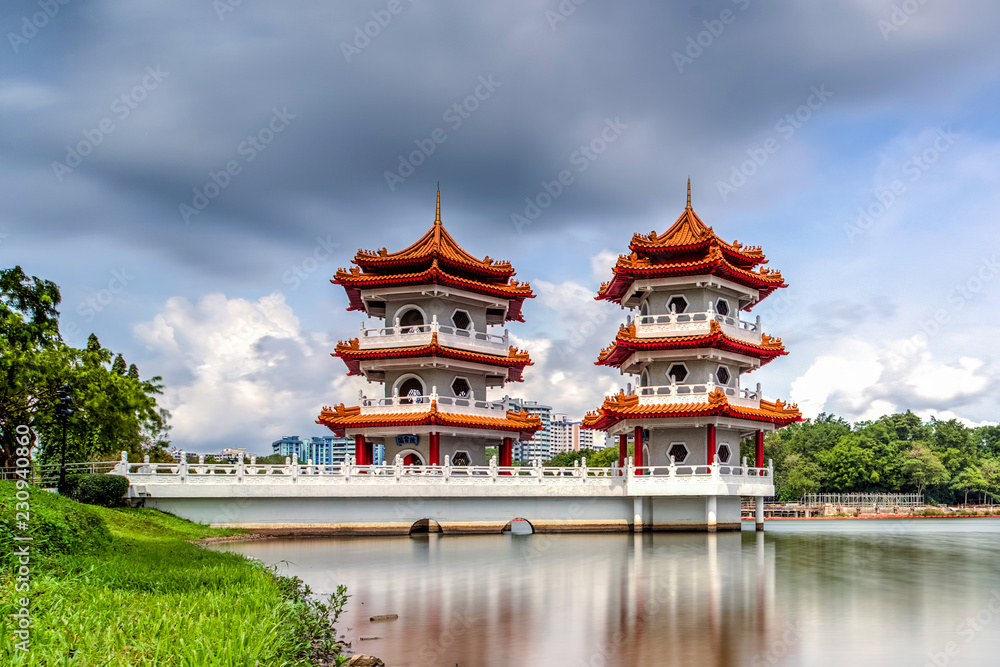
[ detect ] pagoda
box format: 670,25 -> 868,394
583,181 -> 801,489
317,189 -> 542,467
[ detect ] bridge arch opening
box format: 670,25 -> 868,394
502,518 -> 534,535
409,518 -> 442,534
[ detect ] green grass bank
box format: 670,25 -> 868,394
0,481 -> 347,666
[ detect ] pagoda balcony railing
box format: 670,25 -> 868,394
635,307 -> 761,345
636,378 -> 762,409
359,386 -> 504,419
358,314 -> 509,355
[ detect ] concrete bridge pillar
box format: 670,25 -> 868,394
755,496 -> 764,531
706,495 -> 717,533
633,497 -> 644,533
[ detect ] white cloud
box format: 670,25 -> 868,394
789,335 -> 995,422
590,249 -> 618,285
134,292 -> 361,453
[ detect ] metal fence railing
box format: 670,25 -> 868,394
802,492 -> 924,508
0,461 -> 118,488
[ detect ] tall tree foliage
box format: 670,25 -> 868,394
762,411 -> 995,504
0,267 -> 171,467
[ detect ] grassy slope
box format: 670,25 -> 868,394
0,482 -> 324,666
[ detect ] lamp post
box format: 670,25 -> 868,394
56,383 -> 75,494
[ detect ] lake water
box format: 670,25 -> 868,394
215,520 -> 1000,666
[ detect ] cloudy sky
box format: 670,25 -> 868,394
3,1 -> 999,453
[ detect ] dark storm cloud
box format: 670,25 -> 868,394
3,0 -> 1000,273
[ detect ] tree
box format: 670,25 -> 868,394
817,435 -> 876,492
950,466 -> 989,506
1,267 -> 171,467
778,453 -> 823,501
0,266 -> 63,468
902,443 -> 950,497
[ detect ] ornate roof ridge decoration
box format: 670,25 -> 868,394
334,256 -> 535,322
352,189 -> 514,278
595,243 -> 785,303
581,389 -> 802,431
594,319 -> 787,366
316,399 -> 543,437
333,334 -> 533,381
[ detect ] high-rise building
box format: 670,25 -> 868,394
271,435 -> 357,465
549,414 -> 604,456
490,397 -> 552,462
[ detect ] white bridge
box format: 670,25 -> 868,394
108,453 -> 774,535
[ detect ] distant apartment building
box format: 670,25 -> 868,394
271,435 -> 365,465
490,397 -> 552,462
549,414 -> 604,456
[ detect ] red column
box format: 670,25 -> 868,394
633,425 -> 644,474
501,437 -> 513,468
707,424 -> 717,469
354,434 -> 366,465
618,434 -> 628,475
755,430 -> 765,468
429,432 -> 440,466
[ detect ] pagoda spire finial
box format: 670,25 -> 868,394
686,177 -> 691,209
435,183 -> 441,225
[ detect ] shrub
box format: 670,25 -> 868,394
66,473 -> 130,507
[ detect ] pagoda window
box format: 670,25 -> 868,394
667,363 -> 688,383
667,295 -> 688,314
716,366 -> 731,385
715,299 -> 730,317
396,376 -> 425,404
717,444 -> 732,463
668,443 -> 689,463
451,377 -> 471,398
398,307 -> 425,330
452,451 -> 471,466
451,309 -> 472,331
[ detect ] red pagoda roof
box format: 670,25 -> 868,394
317,401 -> 543,439
596,320 -> 786,368
334,190 -> 534,322
335,334 -> 533,382
581,388 -> 802,431
596,181 -> 785,304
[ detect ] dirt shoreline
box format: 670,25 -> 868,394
742,514 -> 1000,521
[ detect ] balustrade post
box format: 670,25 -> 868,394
443,455 -> 451,480
236,454 -> 244,482
755,315 -> 761,332
581,456 -> 588,479
489,455 -> 497,480
291,453 -> 298,481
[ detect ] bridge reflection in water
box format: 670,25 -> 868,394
217,531 -> 778,666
